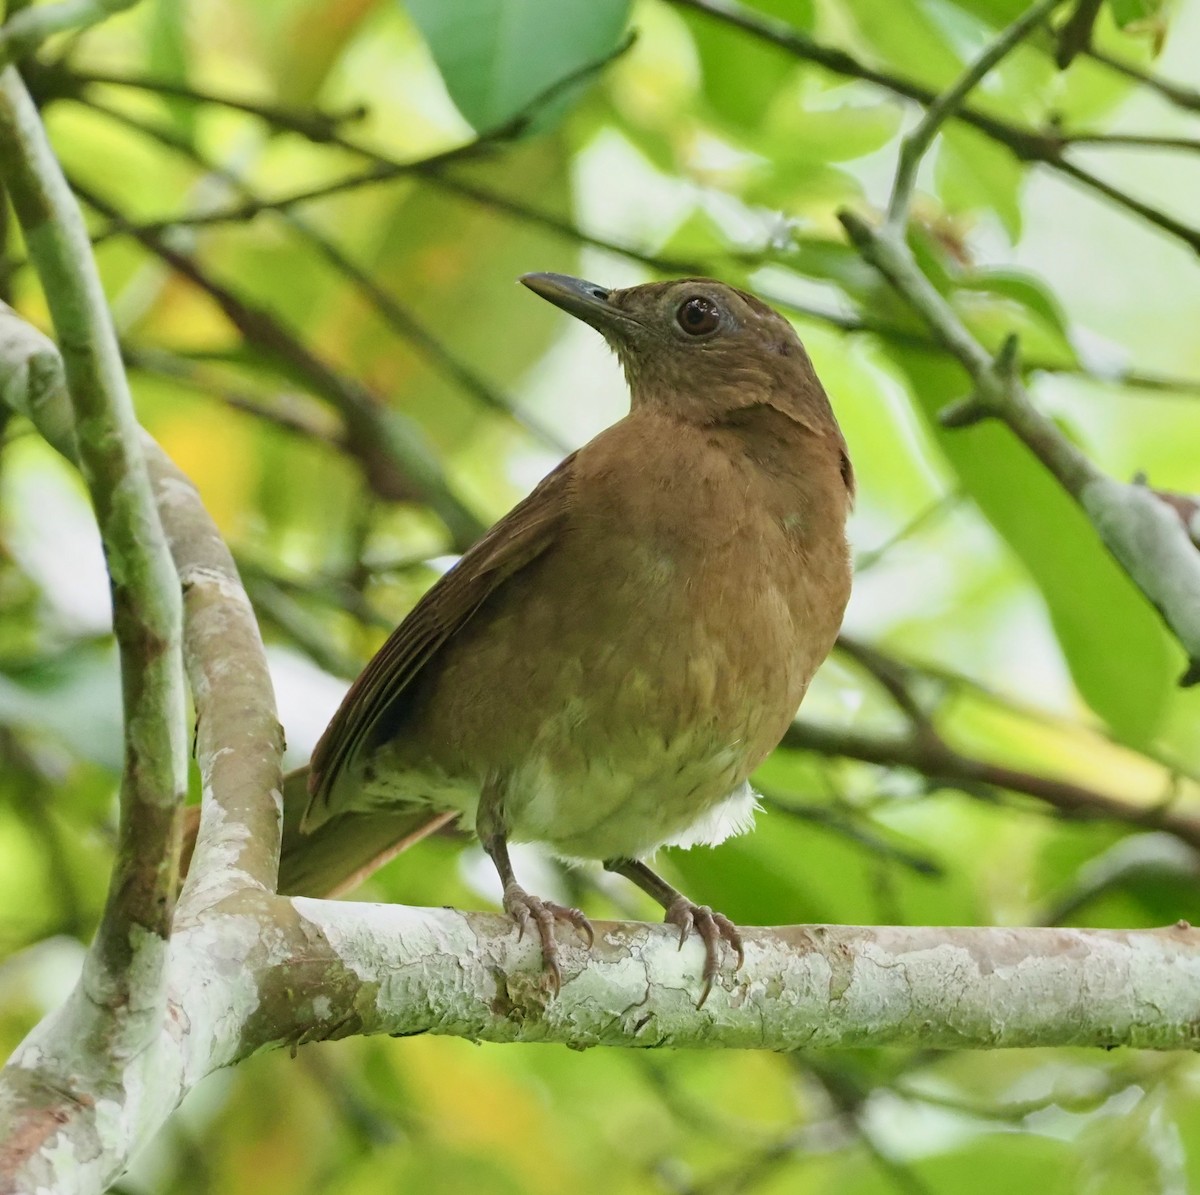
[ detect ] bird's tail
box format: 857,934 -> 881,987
179,767 -> 454,898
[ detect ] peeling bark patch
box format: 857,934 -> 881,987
0,1070 -> 97,1188
826,940 -> 855,1001
490,970 -> 515,1019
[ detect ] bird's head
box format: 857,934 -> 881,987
520,273 -> 841,437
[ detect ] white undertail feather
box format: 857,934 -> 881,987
661,782 -> 760,850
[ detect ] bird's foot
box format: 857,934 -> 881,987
664,896 -> 745,1008
502,882 -> 594,995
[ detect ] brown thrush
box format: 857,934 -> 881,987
285,274 -> 854,1005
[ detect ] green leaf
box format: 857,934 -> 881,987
953,268 -> 1078,365
681,0 -> 812,133
743,159 -> 863,217
960,269 -> 1072,343
935,123 -> 1025,242
342,138 -> 579,459
764,100 -> 904,164
1108,0 -> 1163,28
916,1135 -> 1076,1195
403,0 -> 631,131
888,346 -> 1175,745
843,0 -> 964,88
944,0 -> 1033,23
144,0 -> 195,142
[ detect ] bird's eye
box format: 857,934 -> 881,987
676,296 -> 721,336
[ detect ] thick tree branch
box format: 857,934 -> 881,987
250,904 -> 1200,1052
145,441 -> 285,905
0,310 -> 285,900
4,895 -> 1199,1195
0,309 -> 282,1193
0,67 -> 186,1005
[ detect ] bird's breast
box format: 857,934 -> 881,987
362,415 -> 851,859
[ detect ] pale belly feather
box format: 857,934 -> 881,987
506,724 -> 761,860
358,732 -> 762,863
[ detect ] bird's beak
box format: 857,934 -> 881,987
520,272 -> 631,336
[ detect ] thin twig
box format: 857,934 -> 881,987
78,93 -> 571,452
888,0 -> 1062,227
760,791 -> 943,877
668,0 -> 1200,258
1086,45 -> 1200,115
40,63 -> 1200,404
853,491 -> 963,572
44,25 -> 635,146
123,343 -> 348,446
31,61 -> 368,141
1056,132 -> 1200,153
58,159 -> 1200,405
834,635 -> 931,728
782,719 -> 1200,849
74,177 -> 486,549
73,164 -> 1200,402
1053,155 -> 1200,255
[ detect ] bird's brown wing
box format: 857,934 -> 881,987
304,451 -> 578,826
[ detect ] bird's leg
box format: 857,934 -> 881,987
603,857 -> 744,1007
477,783 -> 593,995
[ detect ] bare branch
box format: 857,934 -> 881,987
783,719 -> 1200,849
5,893 -> 1199,1193
839,207 -> 1200,682
1055,132 -> 1200,153
31,61 -> 369,140
145,440 -> 285,907
1086,45 -> 1200,115
0,68 -> 186,1009
122,344 -> 347,447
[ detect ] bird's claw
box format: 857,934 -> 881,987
664,896 -> 744,1008
502,883 -> 594,995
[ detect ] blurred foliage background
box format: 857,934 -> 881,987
2,0 -> 1200,1190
